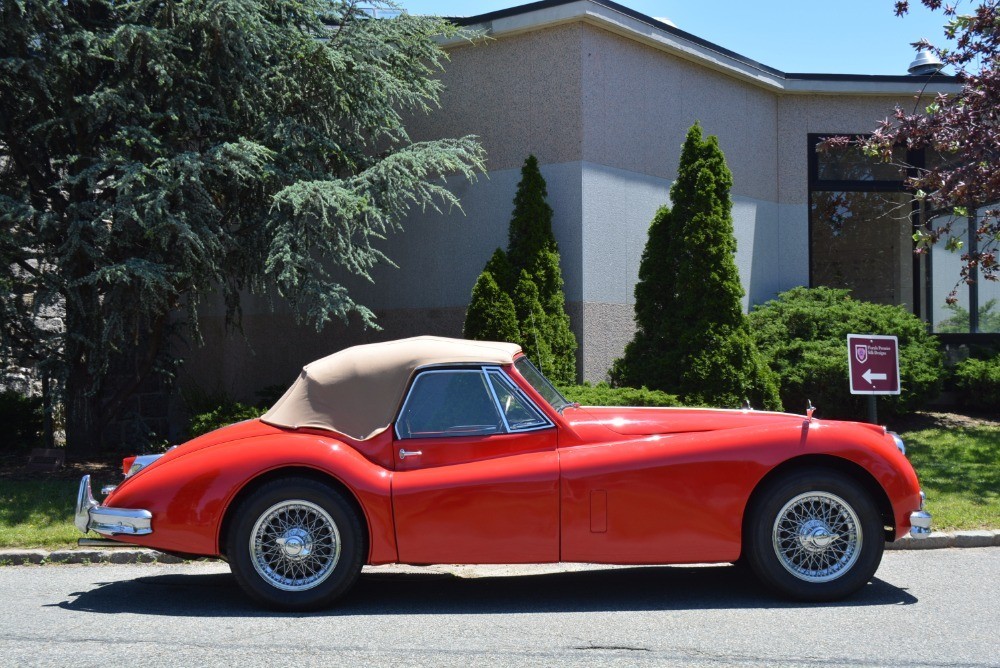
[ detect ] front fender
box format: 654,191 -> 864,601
795,420 -> 923,537
105,432 -> 396,563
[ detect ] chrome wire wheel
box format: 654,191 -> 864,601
772,491 -> 862,583
249,499 -> 342,592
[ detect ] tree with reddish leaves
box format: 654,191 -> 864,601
828,1 -> 999,299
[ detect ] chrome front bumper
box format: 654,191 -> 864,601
75,475 -> 153,536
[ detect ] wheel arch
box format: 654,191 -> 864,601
217,466 -> 370,560
743,454 -> 897,546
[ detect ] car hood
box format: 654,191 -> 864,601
567,405 -> 808,436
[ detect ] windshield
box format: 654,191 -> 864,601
514,357 -> 573,412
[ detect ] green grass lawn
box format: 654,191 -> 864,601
0,421 -> 996,550
899,424 -> 1000,531
0,480 -> 89,549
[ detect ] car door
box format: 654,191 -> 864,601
391,366 -> 559,564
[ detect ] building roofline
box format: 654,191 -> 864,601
446,0 -> 961,96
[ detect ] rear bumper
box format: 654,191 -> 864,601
75,475 -> 153,536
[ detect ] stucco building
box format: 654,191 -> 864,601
182,0 -> 978,404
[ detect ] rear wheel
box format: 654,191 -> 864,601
227,477 -> 365,611
744,468 -> 884,601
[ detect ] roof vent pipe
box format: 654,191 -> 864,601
908,49 -> 945,75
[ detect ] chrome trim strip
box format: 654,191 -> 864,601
484,369 -> 513,433
74,475 -> 153,536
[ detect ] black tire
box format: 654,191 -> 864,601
226,477 -> 366,611
744,468 -> 884,601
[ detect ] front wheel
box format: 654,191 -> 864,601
227,477 -> 366,611
744,468 -> 884,601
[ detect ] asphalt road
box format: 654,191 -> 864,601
1,548 -> 997,668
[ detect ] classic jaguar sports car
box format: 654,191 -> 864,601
76,336 -> 931,610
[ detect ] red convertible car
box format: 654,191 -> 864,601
75,336 -> 931,610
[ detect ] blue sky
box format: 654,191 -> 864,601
396,0 -> 955,75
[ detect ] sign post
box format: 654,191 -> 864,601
847,334 -> 901,424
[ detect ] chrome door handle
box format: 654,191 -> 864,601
399,449 -> 423,460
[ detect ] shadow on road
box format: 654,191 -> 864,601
54,563 -> 917,617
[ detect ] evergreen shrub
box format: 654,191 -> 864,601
558,382 -> 681,408
747,286 -> 944,419
953,354 -> 1000,412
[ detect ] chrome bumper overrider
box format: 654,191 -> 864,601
75,475 -> 152,536
909,490 -> 932,538
909,510 -> 932,538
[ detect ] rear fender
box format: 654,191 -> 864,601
104,432 -> 396,563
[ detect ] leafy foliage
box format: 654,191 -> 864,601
612,124 -> 780,410
558,382 -> 681,408
463,156 -> 577,383
952,353 -> 1000,412
747,287 -> 945,419
832,1 -> 1000,287
0,0 -> 486,453
188,403 -> 267,438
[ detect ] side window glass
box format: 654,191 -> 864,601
486,370 -> 551,432
397,370 -> 503,439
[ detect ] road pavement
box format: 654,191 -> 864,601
1,547 -> 998,667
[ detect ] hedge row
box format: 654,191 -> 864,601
559,382 -> 680,408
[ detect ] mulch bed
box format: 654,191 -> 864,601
0,452 -> 122,482
888,410 -> 1000,432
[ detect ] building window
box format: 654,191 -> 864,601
808,134 -> 999,337
810,190 -> 915,307
927,211 -> 1000,334
808,135 -> 918,311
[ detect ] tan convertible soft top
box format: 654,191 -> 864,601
260,336 -> 522,440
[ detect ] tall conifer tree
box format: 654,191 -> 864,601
612,124 -> 780,409
462,155 -> 577,384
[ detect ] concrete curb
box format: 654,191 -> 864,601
1,530 -> 998,565
0,548 -> 186,566
884,530 -> 1000,550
